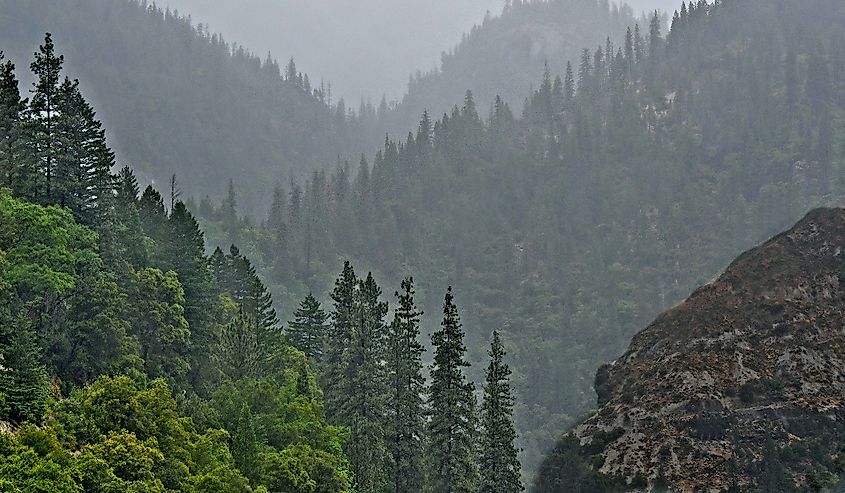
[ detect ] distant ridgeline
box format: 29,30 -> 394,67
385,0 -> 643,137
0,37 -> 525,493
0,0 -> 388,217
192,0 -> 845,481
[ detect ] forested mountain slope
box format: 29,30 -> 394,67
195,0 -> 845,478
385,0 -> 641,135
0,0 -> 383,216
535,209 -> 845,492
0,40 -> 351,491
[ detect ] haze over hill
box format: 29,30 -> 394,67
163,0 -> 680,103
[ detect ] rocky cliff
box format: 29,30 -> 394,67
536,209 -> 845,492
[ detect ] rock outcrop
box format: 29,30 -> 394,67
536,209 -> 845,492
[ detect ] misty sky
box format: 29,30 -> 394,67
164,0 -> 681,103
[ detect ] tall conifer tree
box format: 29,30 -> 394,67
287,293 -> 328,359
343,272 -> 390,493
322,261 -> 357,420
427,287 -> 478,493
386,277 -> 426,493
0,53 -> 33,197
29,33 -> 64,202
479,331 -> 522,493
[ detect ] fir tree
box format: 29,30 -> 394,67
427,287 -> 478,493
0,53 -> 33,197
322,261 -> 357,421
232,402 -> 259,481
216,308 -> 261,381
166,202 -> 218,389
287,293 -> 328,359
0,309 -> 49,424
563,62 -> 575,104
386,277 -> 426,493
29,33 -> 64,202
479,331 -> 522,493
343,272 -> 390,493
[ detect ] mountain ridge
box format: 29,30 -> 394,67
536,207 -> 845,492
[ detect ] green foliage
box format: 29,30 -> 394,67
0,0 -> 386,216
427,288 -> 479,493
479,331 -> 523,493
287,293 -> 329,359
385,277 -> 426,493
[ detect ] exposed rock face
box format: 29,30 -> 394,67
539,209 -> 845,492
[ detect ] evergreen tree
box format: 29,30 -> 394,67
386,277 -> 426,493
322,261 -> 357,421
0,308 -> 49,424
343,272 -> 390,493
233,403 -> 259,481
0,53 -> 33,197
427,287 -> 478,493
216,308 -> 261,381
29,33 -> 64,202
287,293 -> 328,359
479,331 -> 522,493
563,62 -> 575,104
166,202 -> 218,390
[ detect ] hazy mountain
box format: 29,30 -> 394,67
161,0 -> 682,103
0,0 -> 382,217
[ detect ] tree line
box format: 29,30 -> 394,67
194,0 -> 845,477
0,34 -> 351,491
287,264 -> 523,493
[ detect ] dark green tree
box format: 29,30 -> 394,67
232,403 -> 259,481
166,202 -> 218,390
215,308 -> 261,382
427,287 -> 478,493
322,261 -> 357,421
29,33 -> 64,202
0,308 -> 49,424
479,331 -> 522,493
386,277 -> 426,493
342,272 -> 390,493
0,53 -> 33,196
287,293 -> 328,359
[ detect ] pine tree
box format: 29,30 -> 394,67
232,402 -> 259,481
221,246 -> 280,355
563,62 -> 575,104
287,293 -> 328,359
343,272 -> 390,493
29,33 -> 64,202
386,277 -> 426,493
0,53 -> 33,197
322,261 -> 357,421
216,308 -> 261,381
479,331 -> 522,493
166,201 -> 218,390
577,49 -> 592,96
0,308 -> 49,424
427,287 -> 478,493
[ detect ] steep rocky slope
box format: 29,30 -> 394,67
536,209 -> 845,492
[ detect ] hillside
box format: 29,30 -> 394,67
385,0 -> 641,134
193,0 -> 845,479
534,208 -> 845,492
0,0 -> 383,216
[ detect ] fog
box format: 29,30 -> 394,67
164,0 -> 682,103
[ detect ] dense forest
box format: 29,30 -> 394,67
0,37 -> 524,492
385,0 -> 643,135
191,0 -> 845,478
0,0 -> 388,217
3,0 -> 845,490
